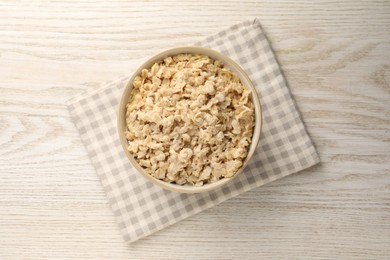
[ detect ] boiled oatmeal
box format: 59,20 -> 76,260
125,53 -> 255,186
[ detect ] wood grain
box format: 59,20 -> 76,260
0,0 -> 389,259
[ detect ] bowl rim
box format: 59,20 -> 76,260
117,46 -> 262,193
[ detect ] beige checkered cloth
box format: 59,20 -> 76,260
67,18 -> 320,243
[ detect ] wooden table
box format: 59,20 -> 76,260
1,1 -> 389,259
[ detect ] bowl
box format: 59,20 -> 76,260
118,46 -> 262,193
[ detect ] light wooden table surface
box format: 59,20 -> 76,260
1,1 -> 389,259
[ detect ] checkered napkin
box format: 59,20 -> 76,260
67,18 -> 320,243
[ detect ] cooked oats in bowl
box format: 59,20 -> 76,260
118,47 -> 262,193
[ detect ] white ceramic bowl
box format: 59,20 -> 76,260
118,46 -> 262,193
